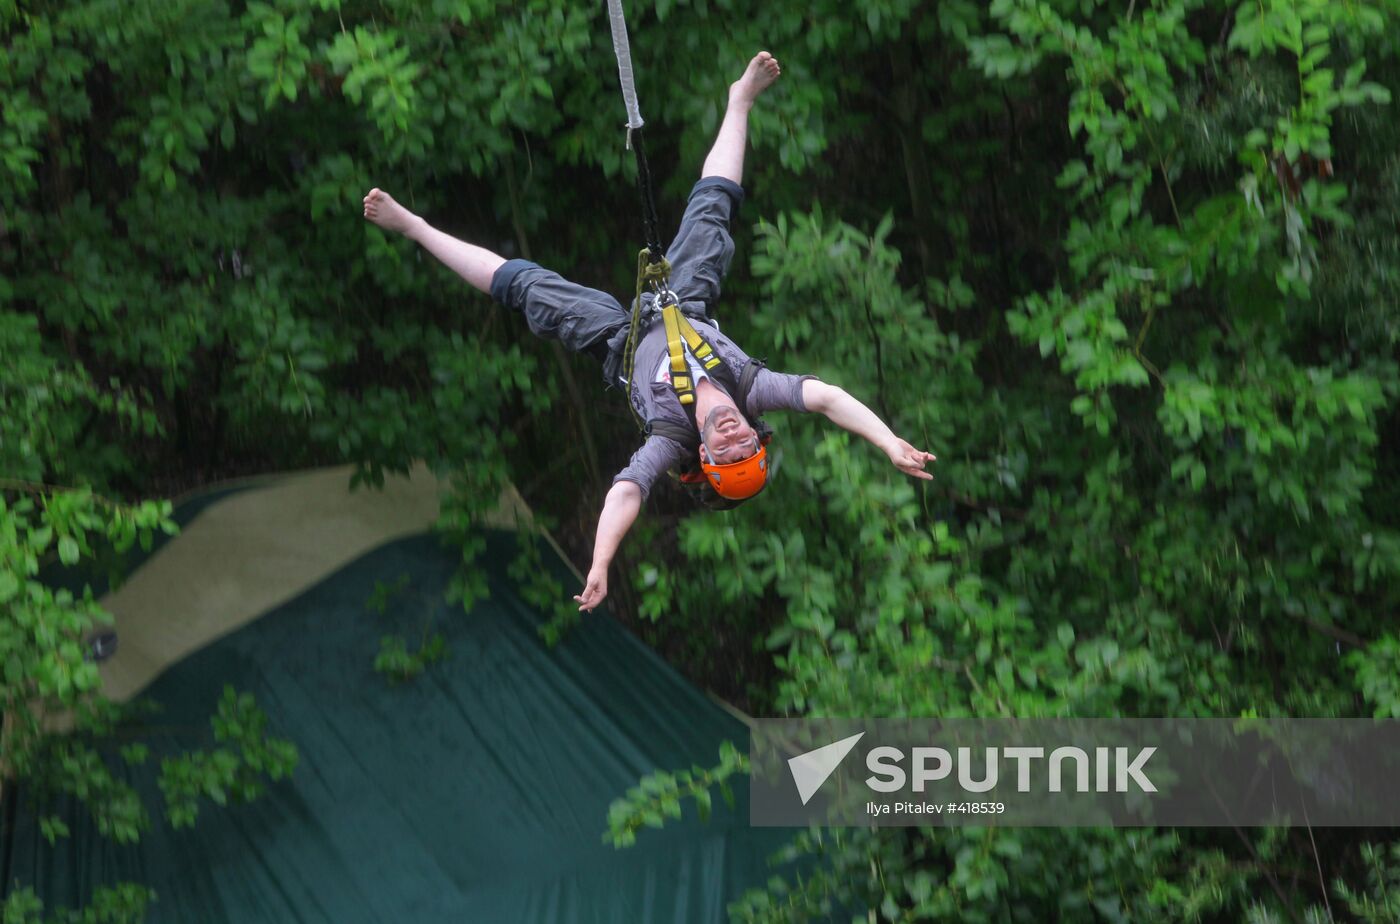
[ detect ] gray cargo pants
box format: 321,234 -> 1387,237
488,177 -> 743,377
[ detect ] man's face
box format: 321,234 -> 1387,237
701,405 -> 759,464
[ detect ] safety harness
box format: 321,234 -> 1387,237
606,0 -> 772,509
617,275 -> 773,509
645,309 -> 773,510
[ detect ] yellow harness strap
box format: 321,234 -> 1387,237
661,301 -> 691,404
661,303 -> 723,407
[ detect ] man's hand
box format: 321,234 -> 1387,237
574,563 -> 609,612
886,437 -> 936,480
576,481 -> 641,613
804,381 -> 937,480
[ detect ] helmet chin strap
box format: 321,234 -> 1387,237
698,406 -> 722,457
699,426 -> 718,464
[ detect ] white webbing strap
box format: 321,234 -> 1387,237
605,0 -> 645,136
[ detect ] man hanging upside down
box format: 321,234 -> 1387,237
363,51 -> 935,613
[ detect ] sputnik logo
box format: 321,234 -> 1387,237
788,732 -> 865,805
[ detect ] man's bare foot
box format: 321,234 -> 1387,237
362,188 -> 419,236
730,51 -> 781,109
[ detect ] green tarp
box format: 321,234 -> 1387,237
3,529 -> 794,922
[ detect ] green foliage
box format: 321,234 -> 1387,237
364,571 -> 451,683
1347,634 -> 1400,718
1,485 -> 177,853
372,632 -> 449,684
365,573 -> 412,615
728,828 -> 1244,923
1,473 -> 295,912
0,883 -> 153,924
506,522 -> 581,647
602,740 -> 745,849
0,313 -> 160,484
633,559 -> 676,624
1334,842 -> 1400,923
158,686 -> 299,828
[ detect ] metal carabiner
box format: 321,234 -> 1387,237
649,278 -> 679,310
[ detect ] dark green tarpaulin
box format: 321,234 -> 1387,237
3,530 -> 794,922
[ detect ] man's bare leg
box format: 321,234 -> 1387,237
362,188 -> 504,294
701,51 -> 782,185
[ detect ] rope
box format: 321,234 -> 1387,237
621,248 -> 672,429
604,0 -> 665,263
631,130 -> 665,264
606,0 -> 671,433
605,0 -> 644,132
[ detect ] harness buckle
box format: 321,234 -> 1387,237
649,278 -> 679,309
636,282 -> 679,330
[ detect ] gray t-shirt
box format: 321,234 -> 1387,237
613,318 -> 817,500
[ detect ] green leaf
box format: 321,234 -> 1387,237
695,787 -> 712,823
39,816 -> 70,844
0,571 -> 19,602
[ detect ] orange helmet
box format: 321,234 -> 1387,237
700,437 -> 770,501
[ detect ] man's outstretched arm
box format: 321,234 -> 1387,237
573,480 -> 643,612
802,379 -> 936,480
